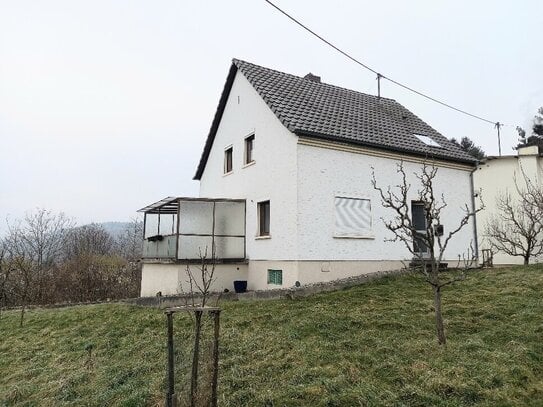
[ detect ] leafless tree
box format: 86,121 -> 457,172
6,209 -> 73,304
63,223 -> 114,259
485,171 -> 543,265
0,240 -> 9,315
184,245 -> 219,406
372,161 -> 482,345
115,218 -> 143,296
2,210 -> 73,322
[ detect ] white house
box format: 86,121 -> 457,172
474,144 -> 543,265
139,59 -> 478,296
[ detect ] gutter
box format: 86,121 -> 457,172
470,163 -> 480,264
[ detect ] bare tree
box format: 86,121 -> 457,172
6,209 -> 73,304
63,223 -> 114,259
2,209 -> 73,318
0,239 -> 10,314
372,161 -> 482,345
183,245 -> 219,407
485,171 -> 543,265
115,218 -> 143,297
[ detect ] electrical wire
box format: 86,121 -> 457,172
264,0 -> 501,127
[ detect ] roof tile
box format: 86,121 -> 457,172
233,59 -> 475,164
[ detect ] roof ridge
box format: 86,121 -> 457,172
232,58 -> 398,103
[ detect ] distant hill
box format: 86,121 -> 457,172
96,222 -> 133,239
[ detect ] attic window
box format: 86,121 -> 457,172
224,146 -> 233,174
415,134 -> 442,148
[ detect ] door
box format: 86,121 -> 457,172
411,202 -> 430,258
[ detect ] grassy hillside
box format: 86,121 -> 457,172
1,266 -> 542,406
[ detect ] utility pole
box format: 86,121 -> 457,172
495,122 -> 502,156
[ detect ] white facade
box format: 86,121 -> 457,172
190,71 -> 476,291
474,145 -> 543,265
141,69 -> 477,295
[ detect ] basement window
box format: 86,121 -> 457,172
224,146 -> 233,174
414,134 -> 442,148
334,196 -> 373,238
267,269 -> 282,285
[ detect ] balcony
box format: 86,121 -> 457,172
139,197 -> 246,262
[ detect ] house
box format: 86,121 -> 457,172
139,59 -> 478,296
474,144 -> 543,265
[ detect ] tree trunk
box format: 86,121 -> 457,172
524,255 -> 530,265
433,285 -> 446,345
20,302 -> 26,327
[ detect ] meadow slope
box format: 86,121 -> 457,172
1,266 -> 542,406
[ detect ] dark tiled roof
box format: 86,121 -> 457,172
194,59 -> 475,179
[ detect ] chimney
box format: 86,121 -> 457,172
304,73 -> 321,83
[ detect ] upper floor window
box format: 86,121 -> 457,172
244,134 -> 255,165
224,146 -> 233,174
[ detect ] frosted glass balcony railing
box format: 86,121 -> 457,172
139,197 -> 246,261
142,235 -> 177,259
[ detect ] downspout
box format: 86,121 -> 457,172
469,163 -> 480,265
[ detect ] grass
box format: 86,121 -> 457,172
1,265 -> 542,406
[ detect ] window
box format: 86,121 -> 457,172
334,197 -> 372,237
224,146 -> 233,174
244,134 -> 255,165
267,269 -> 282,285
257,200 -> 270,237
414,134 -> 442,148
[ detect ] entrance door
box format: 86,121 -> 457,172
411,202 -> 429,258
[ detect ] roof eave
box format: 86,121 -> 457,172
193,62 -> 239,180
294,130 -> 477,167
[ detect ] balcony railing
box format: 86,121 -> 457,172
139,197 -> 246,261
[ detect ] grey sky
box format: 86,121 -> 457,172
1,0 -> 542,229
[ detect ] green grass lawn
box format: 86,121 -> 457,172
1,266 -> 542,406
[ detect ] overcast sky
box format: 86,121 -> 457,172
1,0 -> 542,230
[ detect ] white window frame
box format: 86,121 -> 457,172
256,200 -> 271,238
243,133 -> 255,167
224,145 -> 233,175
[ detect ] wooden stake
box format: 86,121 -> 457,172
190,310 -> 203,407
211,310 -> 221,407
166,312 -> 175,407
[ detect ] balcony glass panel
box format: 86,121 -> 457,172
214,201 -> 245,236
178,235 -> 214,259
159,213 -> 177,236
214,236 -> 245,259
144,214 -> 159,238
179,201 -> 214,235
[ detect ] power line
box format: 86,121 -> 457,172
264,0 -> 501,127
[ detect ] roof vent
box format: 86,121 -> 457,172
304,73 -> 321,83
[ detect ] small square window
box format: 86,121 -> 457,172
267,269 -> 282,285
257,200 -> 270,236
244,134 -> 255,164
224,147 -> 233,174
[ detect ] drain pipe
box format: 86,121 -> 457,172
470,162 -> 480,265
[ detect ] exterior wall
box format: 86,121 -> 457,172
198,71 -> 299,264
297,260 -> 403,285
296,141 -> 476,263
474,148 -> 543,265
160,69 -> 477,294
140,262 -> 248,297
